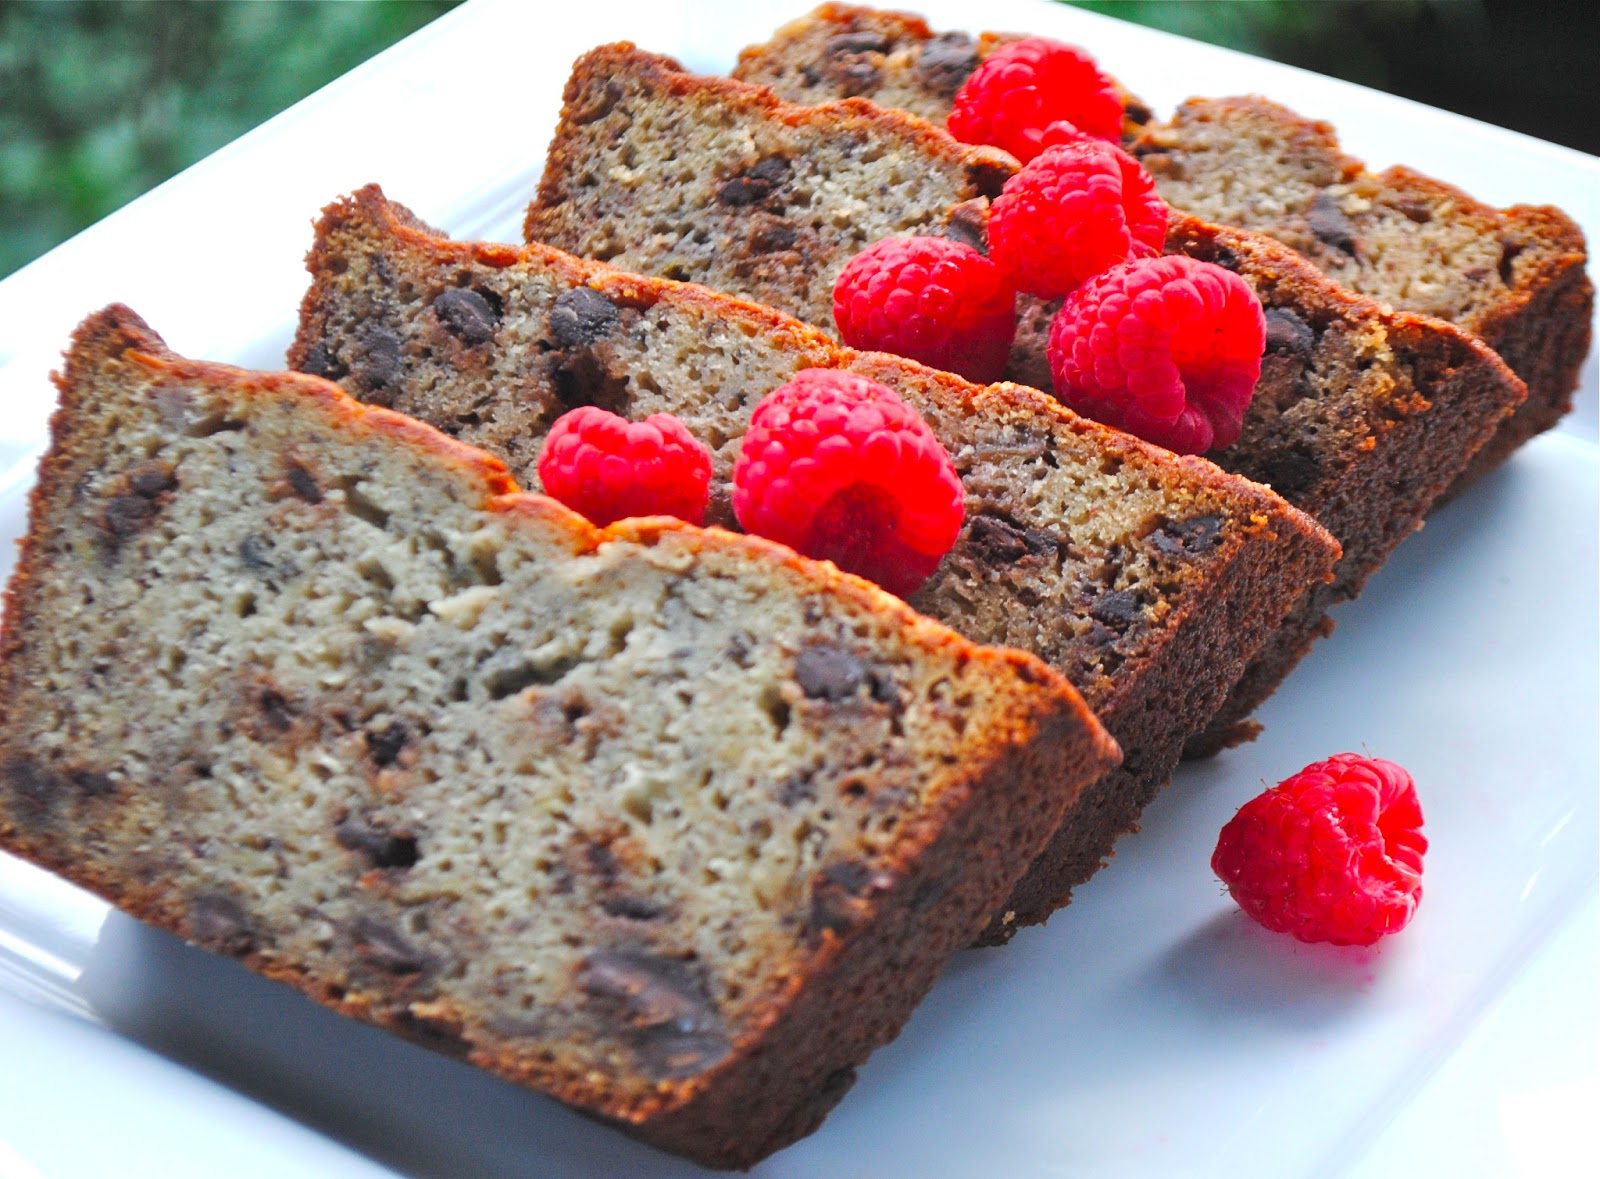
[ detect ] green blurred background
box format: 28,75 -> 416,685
1,0 -> 1594,280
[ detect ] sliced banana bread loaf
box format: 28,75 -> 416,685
735,6 -> 1591,494
0,306 -> 1122,1167
291,185 -> 1338,937
523,46 -> 1525,755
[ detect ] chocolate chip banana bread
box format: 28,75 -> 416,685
0,306 -> 1121,1168
736,7 -> 1591,496
523,46 -> 1525,755
1127,95 -> 1591,493
291,185 -> 1338,937
524,41 -> 1015,342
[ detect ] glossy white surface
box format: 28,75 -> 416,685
0,1 -> 1595,1175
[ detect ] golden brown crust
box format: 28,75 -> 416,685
2,306 -> 1118,1167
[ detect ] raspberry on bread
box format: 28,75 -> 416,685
735,7 -> 1590,499
0,306 -> 1119,1168
523,46 -> 1526,756
731,369 -> 966,596
537,406 -> 713,527
832,235 -> 1015,383
291,186 -> 1340,936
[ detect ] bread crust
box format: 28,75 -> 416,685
1,306 -> 1119,1168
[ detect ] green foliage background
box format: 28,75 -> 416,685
0,0 -> 459,279
1,0 -> 1591,280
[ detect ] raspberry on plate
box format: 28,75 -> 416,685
1047,254 -> 1266,454
537,406 -> 712,527
1212,753 -> 1427,947
987,139 -> 1168,301
947,37 -> 1124,164
732,370 -> 965,598
832,235 -> 1016,384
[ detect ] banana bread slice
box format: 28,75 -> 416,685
525,41 -> 1015,343
523,45 -> 1525,755
291,185 -> 1339,938
731,2 -> 1154,131
1127,95 -> 1591,492
734,6 -> 1591,495
0,306 -> 1121,1168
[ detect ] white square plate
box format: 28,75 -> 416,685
0,2 -> 1595,1176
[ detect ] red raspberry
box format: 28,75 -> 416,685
732,369 -> 964,598
947,37 -> 1124,164
832,236 -> 1016,384
1212,754 -> 1427,947
537,406 -> 712,527
987,139 -> 1167,300
1047,254 -> 1265,454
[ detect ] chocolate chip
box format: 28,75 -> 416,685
299,342 -> 342,380
256,687 -> 295,734
433,287 -> 498,345
1256,448 -> 1322,499
352,916 -> 428,975
749,219 -> 800,254
67,768 -> 116,798
824,31 -> 890,57
717,155 -> 793,207
586,841 -> 620,885
3,756 -> 59,818
579,949 -> 730,1080
351,324 -> 402,392
1151,514 -> 1224,556
746,155 -> 792,187
600,895 -> 667,921
1089,589 -> 1143,630
365,720 -> 410,767
189,894 -> 256,956
808,861 -> 895,939
936,199 -> 989,255
239,533 -> 276,574
1307,191 -> 1357,254
336,816 -> 419,870
1498,239 -> 1525,286
726,633 -> 755,668
548,287 -> 620,348
1263,307 -> 1316,357
832,59 -> 882,96
286,463 -> 323,504
916,32 -> 979,95
128,463 -> 177,498
1209,245 -> 1241,272
102,494 -> 157,539
1394,197 -> 1434,224
795,644 -> 866,702
968,515 -> 1057,565
777,768 -> 817,806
